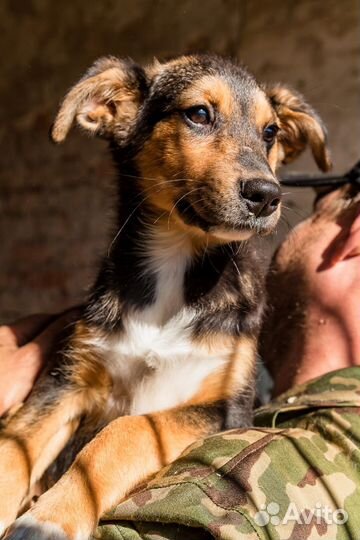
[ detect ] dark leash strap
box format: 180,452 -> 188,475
280,160 -> 360,188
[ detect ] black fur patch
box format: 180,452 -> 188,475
184,243 -> 264,339
84,168 -> 157,331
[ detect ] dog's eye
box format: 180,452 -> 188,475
184,106 -> 211,126
263,124 -> 279,145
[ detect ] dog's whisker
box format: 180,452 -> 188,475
129,176 -> 194,186
230,256 -> 242,278
152,210 -> 169,225
235,242 -> 246,256
109,186 -> 204,251
167,188 -> 203,230
201,235 -> 209,265
282,205 -> 310,219
107,191 -> 157,255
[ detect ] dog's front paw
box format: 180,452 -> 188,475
5,515 -> 70,540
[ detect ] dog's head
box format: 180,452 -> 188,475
52,54 -> 331,240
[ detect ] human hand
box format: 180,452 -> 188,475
0,309 -> 80,416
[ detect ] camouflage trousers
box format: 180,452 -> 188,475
97,367 -> 360,540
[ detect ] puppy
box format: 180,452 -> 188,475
0,54 -> 331,540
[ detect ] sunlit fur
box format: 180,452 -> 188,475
0,54 -> 330,540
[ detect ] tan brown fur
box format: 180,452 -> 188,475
22,407 -> 217,539
253,90 -> 276,129
0,394 -> 83,524
67,322 -> 112,404
180,75 -> 235,117
266,84 -> 332,172
189,336 -> 257,405
0,54 -> 331,540
134,73 -> 286,241
137,75 -> 277,228
52,57 -> 146,143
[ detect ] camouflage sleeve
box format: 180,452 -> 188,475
97,367 -> 360,540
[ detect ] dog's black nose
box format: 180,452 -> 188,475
240,180 -> 281,217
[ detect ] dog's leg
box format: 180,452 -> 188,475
6,403 -> 227,540
0,383 -> 87,533
0,319 -> 111,533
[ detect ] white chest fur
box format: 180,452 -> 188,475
91,229 -> 227,418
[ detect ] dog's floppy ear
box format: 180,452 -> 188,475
266,84 -> 332,172
51,57 -> 148,144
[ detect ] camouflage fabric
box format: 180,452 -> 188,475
96,367 -> 360,540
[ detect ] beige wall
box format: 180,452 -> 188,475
1,0 -> 359,322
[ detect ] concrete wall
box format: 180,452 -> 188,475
1,0 -> 359,322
